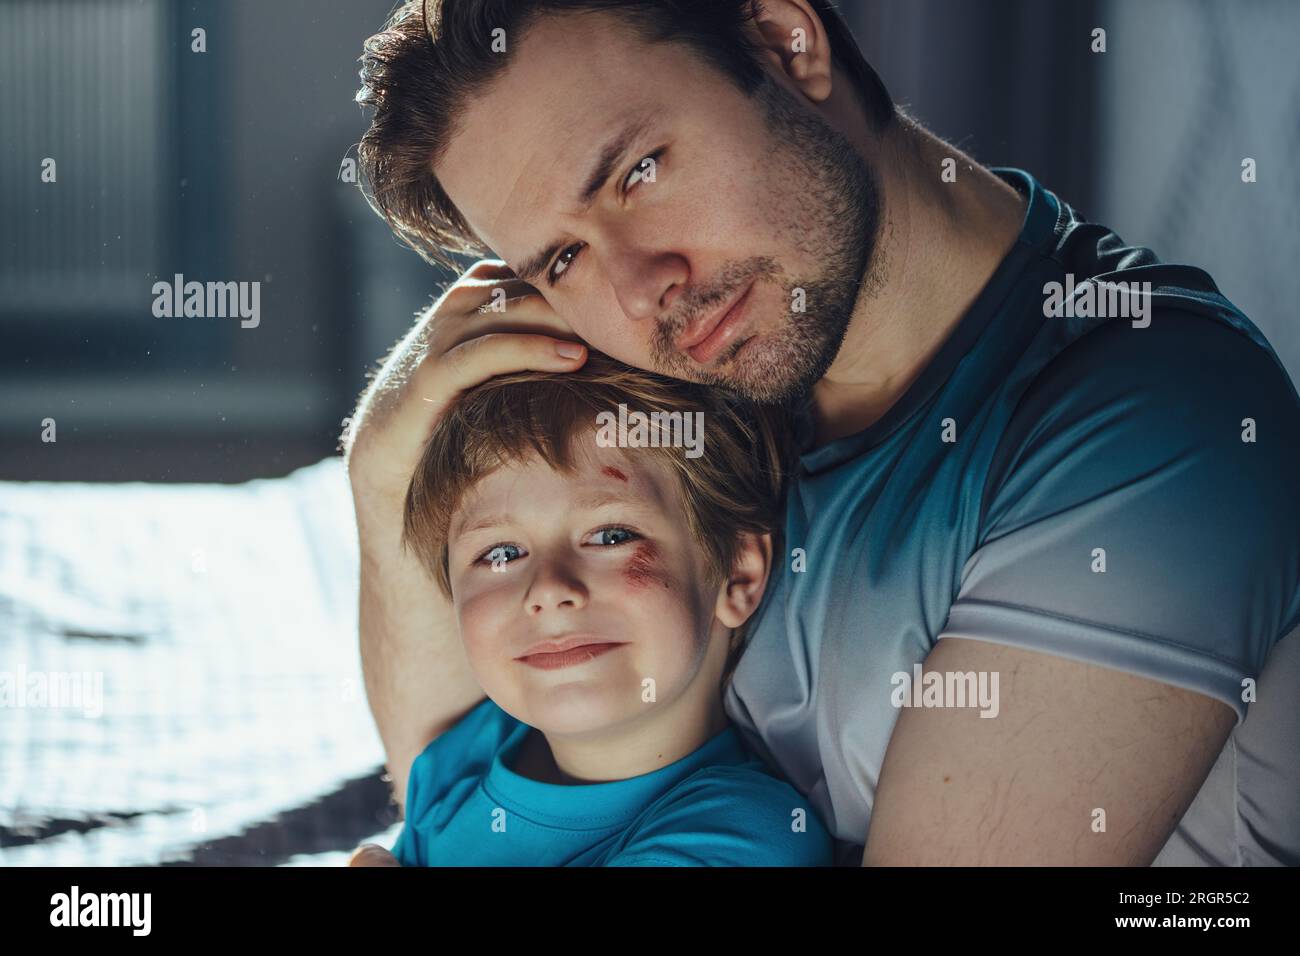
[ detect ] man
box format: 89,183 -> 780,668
344,0 -> 1300,865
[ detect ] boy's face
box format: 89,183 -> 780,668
446,435 -> 734,736
432,8 -> 880,404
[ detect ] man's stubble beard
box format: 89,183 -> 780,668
650,74 -> 885,405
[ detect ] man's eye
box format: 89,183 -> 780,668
622,153 -> 658,193
549,244 -> 583,284
548,150 -> 663,286
476,543 -> 524,569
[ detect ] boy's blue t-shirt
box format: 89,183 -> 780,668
390,697 -> 833,866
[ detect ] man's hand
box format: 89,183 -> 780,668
862,638 -> 1235,866
343,259 -> 588,813
347,844 -> 401,867
342,258 -> 587,491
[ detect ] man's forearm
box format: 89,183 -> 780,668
353,478 -> 484,815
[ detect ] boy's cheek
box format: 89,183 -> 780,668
456,590 -> 516,661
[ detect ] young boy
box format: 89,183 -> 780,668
385,350 -> 832,866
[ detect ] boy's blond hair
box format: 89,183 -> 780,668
401,350 -> 797,687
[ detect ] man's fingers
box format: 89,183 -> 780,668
428,331 -> 587,403
435,279 -> 569,343
390,332 -> 586,443
345,262 -> 584,490
442,277 -> 538,311
348,844 -> 401,867
463,258 -> 516,281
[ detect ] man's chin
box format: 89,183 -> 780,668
644,333 -> 817,402
664,355 -> 786,402
705,340 -> 827,404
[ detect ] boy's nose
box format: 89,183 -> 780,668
524,565 -> 589,615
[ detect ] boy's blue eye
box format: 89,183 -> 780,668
478,543 -> 523,569
472,528 -> 638,569
591,527 -> 637,547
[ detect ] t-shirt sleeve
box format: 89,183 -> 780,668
939,310 -> 1300,725
389,696 -> 498,867
390,755 -> 426,867
603,767 -> 834,867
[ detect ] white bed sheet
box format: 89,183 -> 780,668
0,456 -> 392,865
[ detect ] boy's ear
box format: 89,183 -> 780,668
715,532 -> 773,629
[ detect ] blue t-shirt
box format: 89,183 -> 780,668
390,697 -> 833,866
723,167 -> 1300,866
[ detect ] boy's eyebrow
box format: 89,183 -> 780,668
451,488 -> 652,540
511,109 -> 662,285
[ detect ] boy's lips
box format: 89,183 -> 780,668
516,634 -> 625,658
517,634 -> 618,658
516,636 -> 627,671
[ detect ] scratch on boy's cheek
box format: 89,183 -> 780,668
624,541 -> 669,590
601,466 -> 629,482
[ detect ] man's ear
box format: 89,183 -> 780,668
715,531 -> 773,629
746,0 -> 835,103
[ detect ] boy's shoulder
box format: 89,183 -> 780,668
406,697 -> 519,804
605,749 -> 834,867
394,698 -> 520,866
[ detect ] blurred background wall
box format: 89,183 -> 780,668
2,0 -> 1296,483
853,0 -> 1300,387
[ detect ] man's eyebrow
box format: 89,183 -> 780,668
450,488 -> 652,540
511,111 -> 661,284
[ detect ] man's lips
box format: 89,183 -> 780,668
673,280 -> 756,363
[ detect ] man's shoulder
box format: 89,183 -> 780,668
1000,288 -> 1298,463
960,285 -> 1300,684
985,293 -> 1300,520
1050,293 -> 1284,374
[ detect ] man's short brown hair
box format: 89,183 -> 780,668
356,0 -> 895,271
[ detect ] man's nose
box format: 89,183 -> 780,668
604,241 -> 688,326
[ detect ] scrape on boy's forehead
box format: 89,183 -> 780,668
432,11 -> 701,261
449,444 -> 674,539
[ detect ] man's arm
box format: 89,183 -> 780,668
342,259 -> 587,813
351,467 -> 484,815
861,312 -> 1297,864
862,638 -> 1235,865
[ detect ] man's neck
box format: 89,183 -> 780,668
810,119 -> 1027,447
